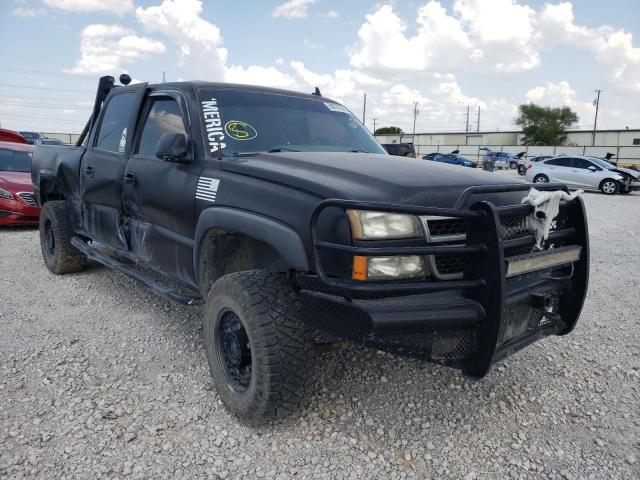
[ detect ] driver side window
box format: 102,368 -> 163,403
136,97 -> 186,157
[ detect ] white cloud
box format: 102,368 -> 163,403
272,0 -> 318,19
68,24 -> 166,75
319,10 -> 339,19
538,2 -> 640,92
349,0 -> 640,92
453,0 -> 540,72
224,65 -> 297,89
525,81 -> 594,125
303,38 -> 323,49
136,0 -> 228,81
349,3 -> 473,77
12,7 -> 47,17
290,61 -> 384,105
43,0 -> 133,14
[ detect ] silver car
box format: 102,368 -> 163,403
525,155 -> 640,195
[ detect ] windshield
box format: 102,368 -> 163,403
19,132 -> 39,140
0,148 -> 31,172
586,157 -> 614,169
198,89 -> 386,157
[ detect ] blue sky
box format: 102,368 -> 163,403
1,0 -> 639,134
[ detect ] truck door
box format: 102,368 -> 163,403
121,91 -> 201,284
80,83 -> 147,248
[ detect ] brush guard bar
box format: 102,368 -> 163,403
299,183 -> 589,377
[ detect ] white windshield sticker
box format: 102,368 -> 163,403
324,102 -> 351,114
202,98 -> 226,154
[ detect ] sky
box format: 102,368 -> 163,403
0,0 -> 639,134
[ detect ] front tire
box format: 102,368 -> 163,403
203,270 -> 314,424
39,201 -> 87,274
599,179 -> 619,195
533,174 -> 549,184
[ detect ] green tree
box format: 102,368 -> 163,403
374,126 -> 403,135
515,104 -> 579,146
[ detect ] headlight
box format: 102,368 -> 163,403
353,255 -> 425,281
0,188 -> 14,200
347,209 -> 422,240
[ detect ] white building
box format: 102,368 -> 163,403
375,129 -> 640,166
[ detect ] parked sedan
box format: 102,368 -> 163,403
517,155 -> 552,175
0,142 -> 40,225
34,138 -> 65,146
525,155 -> 640,195
18,131 -> 44,145
423,153 -> 476,168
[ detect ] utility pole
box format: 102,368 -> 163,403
372,118 -> 377,134
465,105 -> 470,133
362,93 -> 366,124
476,106 -> 481,132
162,71 -> 166,83
592,89 -> 602,146
412,102 -> 419,141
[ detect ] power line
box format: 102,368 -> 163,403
0,66 -> 97,79
0,102 -> 91,110
0,112 -> 87,124
0,83 -> 94,93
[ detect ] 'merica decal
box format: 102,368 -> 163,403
202,98 -> 226,153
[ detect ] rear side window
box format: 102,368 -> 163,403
545,158 -> 571,167
572,158 -> 594,169
95,92 -> 137,154
137,98 -> 186,157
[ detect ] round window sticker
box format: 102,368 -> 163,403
224,120 -> 257,141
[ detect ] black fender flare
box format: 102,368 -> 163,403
193,207 -> 310,279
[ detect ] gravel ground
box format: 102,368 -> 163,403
1,192 -> 639,480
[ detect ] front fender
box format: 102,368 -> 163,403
193,207 -> 310,280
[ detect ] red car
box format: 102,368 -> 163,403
0,141 -> 40,226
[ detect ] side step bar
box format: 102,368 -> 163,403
70,237 -> 204,306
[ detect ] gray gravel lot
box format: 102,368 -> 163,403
1,192 -> 639,480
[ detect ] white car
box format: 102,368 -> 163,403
525,155 -> 640,195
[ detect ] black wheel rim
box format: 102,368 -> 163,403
215,309 -> 252,392
44,219 -> 55,255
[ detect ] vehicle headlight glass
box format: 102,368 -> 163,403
353,255 -> 425,281
347,210 -> 422,240
0,188 -> 14,200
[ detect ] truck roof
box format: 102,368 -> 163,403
146,81 -> 330,102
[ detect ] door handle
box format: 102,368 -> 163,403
84,165 -> 95,178
124,171 -> 137,187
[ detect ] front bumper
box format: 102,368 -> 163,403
621,181 -> 640,192
0,197 -> 40,226
299,184 -> 589,378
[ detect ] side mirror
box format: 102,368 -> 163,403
588,165 -> 597,172
155,132 -> 190,164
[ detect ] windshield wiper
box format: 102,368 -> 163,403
229,146 -> 300,157
350,149 -> 369,153
267,146 -> 300,153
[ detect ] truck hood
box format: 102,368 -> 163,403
222,152 -> 527,208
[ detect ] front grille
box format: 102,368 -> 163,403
17,192 -> 36,206
425,218 -> 466,238
434,253 -> 466,275
500,213 -> 528,239
421,216 -> 468,280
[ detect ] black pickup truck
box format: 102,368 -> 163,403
32,75 -> 589,424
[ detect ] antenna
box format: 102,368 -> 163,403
312,87 -> 322,96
